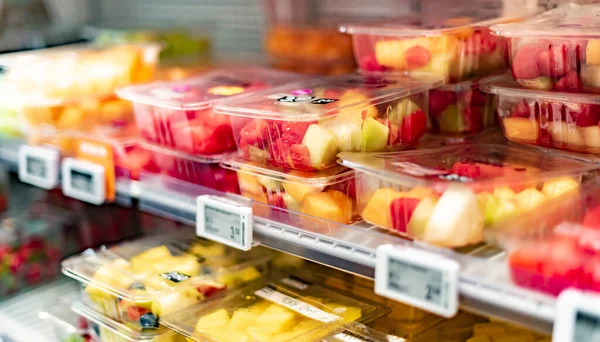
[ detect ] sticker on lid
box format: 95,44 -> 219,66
254,285 -> 339,323
160,271 -> 191,283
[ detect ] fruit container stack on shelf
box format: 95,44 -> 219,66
214,74 -> 442,223
482,4 -> 600,155
116,68 -> 299,197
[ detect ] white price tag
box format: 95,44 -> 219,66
255,286 -> 339,323
61,158 -> 106,205
375,244 -> 459,318
196,195 -> 252,251
554,289 -> 600,342
18,145 -> 60,189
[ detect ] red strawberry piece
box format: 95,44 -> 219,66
554,70 -> 583,92
578,229 -> 600,256
359,55 -> 389,72
404,45 -> 431,69
267,192 -> 286,209
463,106 -> 483,133
537,45 -> 568,77
196,282 -> 226,297
583,203 -> 600,228
8,253 -> 24,274
288,144 -> 314,171
566,103 -> 600,127
120,146 -> 155,180
429,90 -> 457,117
512,44 -> 546,79
400,109 -> 427,143
511,100 -> 532,118
539,237 -> 584,295
389,198 -> 421,233
193,123 -> 236,155
508,245 -> 547,291
450,162 -> 481,178
582,257 -> 600,292
24,263 -> 43,284
470,89 -> 488,106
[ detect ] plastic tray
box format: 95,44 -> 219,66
221,158 -> 357,224
215,74 -> 442,171
61,233 -> 271,330
140,143 -> 239,194
117,68 -> 299,157
341,15 -> 521,82
73,301 -> 186,342
428,75 -> 501,136
339,144 -> 599,248
161,272 -> 390,342
482,77 -> 600,154
491,4 -> 600,93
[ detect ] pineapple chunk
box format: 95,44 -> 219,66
153,255 -> 201,276
195,309 -> 230,332
130,245 -> 172,273
247,301 -> 271,314
256,304 -> 296,334
229,309 -> 257,330
188,242 -> 226,257
235,267 -> 262,283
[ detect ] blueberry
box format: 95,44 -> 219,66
139,313 -> 159,329
127,282 -> 146,291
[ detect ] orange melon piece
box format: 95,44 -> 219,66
301,192 -> 345,223
502,117 -> 539,142
327,190 -> 354,223
361,188 -> 405,228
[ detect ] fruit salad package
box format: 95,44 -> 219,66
117,68 -> 299,157
61,233 -> 271,331
161,272 -> 389,342
73,300 -> 186,342
215,74 -> 442,171
140,143 -> 240,194
2,44 -> 161,134
221,158 -> 357,224
491,4 -> 600,93
492,180 -> 600,297
341,15 -> 522,82
428,76 -> 501,136
339,144 -> 599,248
482,77 -> 600,154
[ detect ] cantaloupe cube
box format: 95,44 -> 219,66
586,39 -> 600,66
327,190 -> 354,223
502,117 -> 539,142
229,309 -> 257,330
195,309 -> 230,331
300,192 -> 345,223
361,188 -> 405,228
328,303 -> 362,323
256,304 -> 296,334
549,122 -> 584,147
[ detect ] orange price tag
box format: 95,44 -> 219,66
73,139 -> 116,202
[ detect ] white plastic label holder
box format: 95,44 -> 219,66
554,288 -> 600,342
196,195 -> 252,251
18,145 -> 60,189
61,158 -> 106,205
375,244 -> 459,318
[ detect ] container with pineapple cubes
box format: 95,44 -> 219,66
339,144 -> 600,248
61,233 -> 271,331
215,74 -> 442,171
491,3 -> 600,93
161,272 -> 389,342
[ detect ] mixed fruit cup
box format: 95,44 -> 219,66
341,145 -> 594,248
428,80 -> 498,135
227,80 -> 433,172
222,159 -> 357,224
161,274 -> 384,342
348,18 -> 509,82
62,235 -> 269,331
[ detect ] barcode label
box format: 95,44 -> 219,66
255,286 -> 339,323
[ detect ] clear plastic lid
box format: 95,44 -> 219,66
141,141 -> 234,164
161,272 -> 390,342
437,73 -> 507,92
72,301 -> 179,342
492,3 -> 600,38
61,232 -> 271,303
339,144 -> 600,190
214,74 -> 442,121
221,158 -> 354,186
481,76 -> 600,104
117,68 -> 300,111
340,15 -> 521,37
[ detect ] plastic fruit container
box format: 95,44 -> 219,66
73,301 -> 186,342
221,158 -> 358,224
141,143 -> 240,194
2,44 -> 161,133
341,16 -> 519,82
161,272 -> 389,342
483,77 -> 600,154
428,76 -> 500,136
39,300 -> 97,342
117,68 -> 298,157
491,4 -> 600,93
339,144 -> 599,248
216,74 -> 442,171
61,233 -> 271,330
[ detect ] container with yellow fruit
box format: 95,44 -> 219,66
161,272 -> 390,342
339,144 -> 599,248
340,15 -> 529,83
2,43 -> 161,134
221,158 -> 358,225
61,233 -> 271,331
